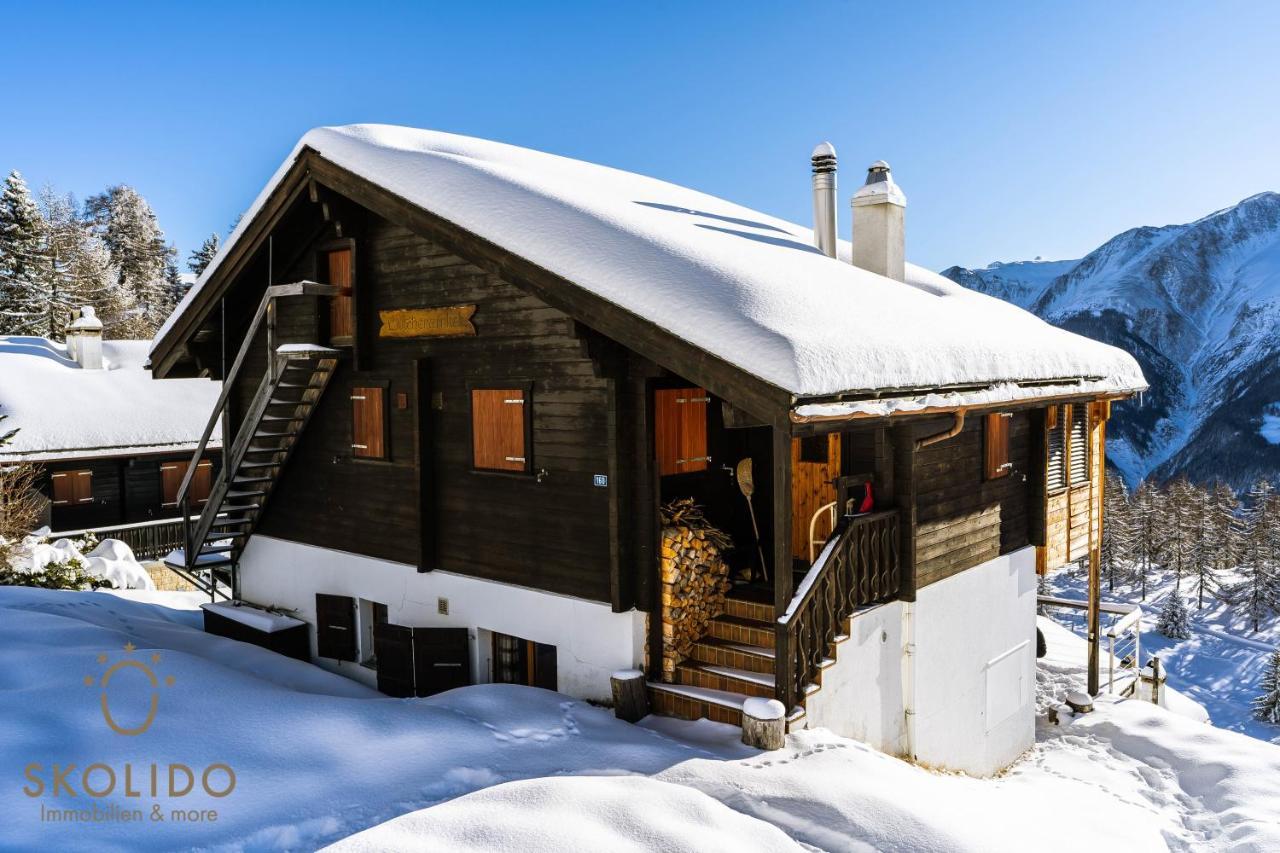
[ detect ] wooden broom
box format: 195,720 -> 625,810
736,457 -> 769,582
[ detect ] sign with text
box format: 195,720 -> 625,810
378,305 -> 477,339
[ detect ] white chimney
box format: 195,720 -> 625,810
851,160 -> 906,282
67,306 -> 104,370
811,142 -> 838,258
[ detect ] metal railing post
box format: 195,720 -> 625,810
1108,635 -> 1115,694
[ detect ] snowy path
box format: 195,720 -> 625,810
3,587 -> 1280,852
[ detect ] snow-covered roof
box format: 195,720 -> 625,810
157,124 -> 1146,402
0,337 -> 221,461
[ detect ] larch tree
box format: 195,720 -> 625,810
1187,481 -> 1222,609
1132,480 -> 1164,600
188,232 -> 220,277
1101,471 -> 1134,591
1236,480 -> 1280,632
0,171 -> 46,334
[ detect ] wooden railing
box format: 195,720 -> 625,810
776,509 -> 900,709
49,517 -> 186,561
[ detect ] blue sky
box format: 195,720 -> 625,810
2,1 -> 1277,271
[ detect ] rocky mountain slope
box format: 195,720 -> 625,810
942,192 -> 1280,489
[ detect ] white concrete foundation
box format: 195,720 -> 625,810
802,546 -> 1037,777
237,536 -> 646,702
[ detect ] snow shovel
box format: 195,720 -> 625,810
736,457 -> 769,582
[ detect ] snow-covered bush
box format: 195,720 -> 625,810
4,533 -> 153,590
1157,588 -> 1192,640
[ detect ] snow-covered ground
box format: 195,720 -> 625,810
1045,566 -> 1280,744
1,586 -> 1278,852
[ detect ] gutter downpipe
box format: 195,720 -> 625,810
902,601 -> 917,762
914,409 -> 966,450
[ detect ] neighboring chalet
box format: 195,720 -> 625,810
0,307 -> 222,555
148,125 -> 1145,776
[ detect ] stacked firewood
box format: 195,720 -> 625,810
658,499 -> 732,682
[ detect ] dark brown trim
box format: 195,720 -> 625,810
415,357 -> 436,573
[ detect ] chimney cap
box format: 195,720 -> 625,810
68,306 -> 103,333
811,141 -> 837,159
852,160 -> 906,208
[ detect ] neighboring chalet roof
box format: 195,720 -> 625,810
154,124 -> 1146,411
0,337 -> 221,462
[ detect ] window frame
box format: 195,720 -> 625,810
349,378 -> 392,463
50,469 -> 93,507
468,380 -> 534,476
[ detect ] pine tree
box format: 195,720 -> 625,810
0,171 -> 46,334
188,232 -> 220,278
1255,649 -> 1280,725
1235,480 -> 1280,632
1156,587 -> 1192,640
1132,480 -> 1164,600
1102,471 -> 1134,590
84,185 -> 172,335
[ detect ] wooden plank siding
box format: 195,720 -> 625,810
235,219 -> 619,604
900,411 -> 1034,590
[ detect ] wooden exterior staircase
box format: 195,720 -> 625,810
647,509 -> 901,731
164,282 -> 340,598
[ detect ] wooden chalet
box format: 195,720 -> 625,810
148,126 -> 1145,776
0,313 -> 221,558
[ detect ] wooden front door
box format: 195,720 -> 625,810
791,434 -> 841,562
325,247 -> 354,346
374,621 -> 415,697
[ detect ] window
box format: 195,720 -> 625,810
799,434 -> 832,464
985,413 -> 1013,479
491,631 -> 557,690
1068,403 -> 1090,486
316,593 -> 357,661
160,459 -> 212,506
358,598 -> 389,668
471,387 -> 530,472
351,385 -> 388,460
325,247 -> 354,346
654,387 -> 709,476
51,469 -> 93,506
1047,405 -> 1066,493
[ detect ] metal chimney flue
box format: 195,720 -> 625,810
811,142 -> 838,258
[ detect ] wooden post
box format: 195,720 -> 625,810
742,697 -> 786,750
610,670 -> 648,723
772,423 -> 794,708
1087,536 -> 1101,696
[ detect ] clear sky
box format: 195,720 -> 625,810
2,1 -> 1278,271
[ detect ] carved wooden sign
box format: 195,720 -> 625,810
378,305 -> 477,339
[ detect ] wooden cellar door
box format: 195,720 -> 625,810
315,593 -> 358,661
413,627 -> 472,697
373,621 -> 416,698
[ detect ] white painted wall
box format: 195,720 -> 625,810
799,546 -> 1037,777
238,536 -> 646,702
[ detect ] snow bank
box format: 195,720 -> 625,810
325,775 -> 804,853
159,125 -> 1146,399
0,336 -> 220,460
3,587 -> 1277,852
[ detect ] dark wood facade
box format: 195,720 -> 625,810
150,149 -> 1117,709
39,451 -> 222,532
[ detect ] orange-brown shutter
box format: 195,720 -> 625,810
161,462 -> 183,506
471,389 -> 527,471
192,460 -> 213,504
51,471 -> 74,506
985,413 -> 1012,479
351,386 -> 387,459
654,387 -> 709,476
328,248 -> 354,344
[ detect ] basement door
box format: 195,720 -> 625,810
371,623 -> 471,698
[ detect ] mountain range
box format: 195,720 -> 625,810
942,192 -> 1280,490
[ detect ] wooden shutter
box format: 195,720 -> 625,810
1047,406 -> 1066,493
52,470 -> 93,506
985,413 -> 1012,479
327,248 -> 354,344
533,641 -> 557,690
161,462 -> 182,506
1068,404 -> 1090,486
162,460 -> 214,506
413,627 -> 471,697
315,593 -> 357,661
351,386 -> 387,459
374,621 -> 415,697
192,460 -> 213,504
654,387 -> 709,476
471,388 -> 528,472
